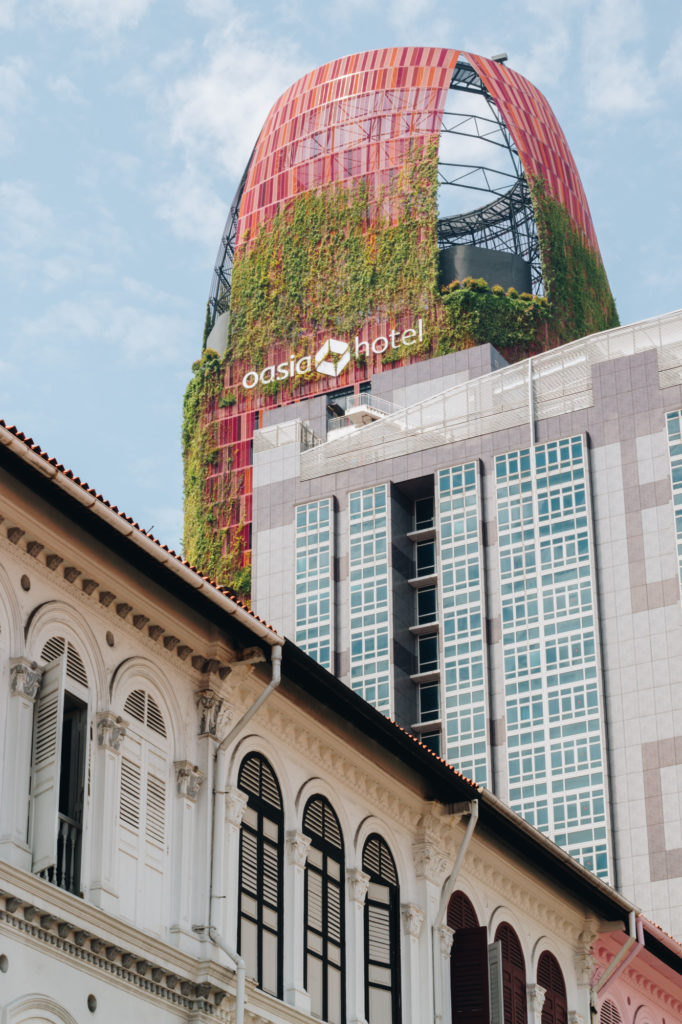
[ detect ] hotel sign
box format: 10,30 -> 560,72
241,320 -> 424,389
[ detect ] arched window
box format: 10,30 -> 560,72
448,890 -> 489,1024
118,687 -> 169,934
494,923 -> 527,1024
362,834 -> 401,1024
30,636 -> 89,895
238,753 -> 284,998
303,796 -> 345,1024
537,951 -> 567,1024
599,1001 -> 623,1024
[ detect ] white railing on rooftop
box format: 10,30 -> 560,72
253,419 -> 321,454
327,392 -> 401,432
299,310 -> 682,480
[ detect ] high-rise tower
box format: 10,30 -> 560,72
183,48 -> 617,595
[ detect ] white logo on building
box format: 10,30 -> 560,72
241,319 -> 423,390
314,338 -> 351,378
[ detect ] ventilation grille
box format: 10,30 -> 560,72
40,636 -> 88,687
303,796 -> 343,850
238,753 -> 282,810
362,835 -> 397,886
599,1000 -> 622,1024
123,689 -> 167,738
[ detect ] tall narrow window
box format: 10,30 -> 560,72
303,797 -> 345,1024
494,923 -> 527,1024
117,688 -> 169,934
448,891 -> 489,1024
238,753 -> 283,998
537,952 -> 567,1024
362,835 -> 400,1024
31,636 -> 89,895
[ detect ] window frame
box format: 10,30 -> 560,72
302,796 -> 346,1023
362,834 -> 401,1024
237,753 -> 284,1000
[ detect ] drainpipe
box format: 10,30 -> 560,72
592,912 -> 643,1004
432,800 -> 479,1024
207,643 -> 284,1024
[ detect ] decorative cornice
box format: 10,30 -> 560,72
175,761 -> 205,801
252,694 -> 424,836
464,851 -> 586,947
286,831 -> 311,869
347,868 -> 370,905
224,786 -> 249,829
592,937 -> 682,1017
0,513 -> 237,682
401,903 -> 424,939
9,658 -> 42,700
0,890 -> 227,1014
96,712 -> 128,752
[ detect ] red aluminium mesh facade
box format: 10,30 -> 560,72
236,46 -> 598,251
205,48 -> 603,578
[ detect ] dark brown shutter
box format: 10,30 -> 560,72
538,951 -> 567,1024
451,926 -> 489,1024
495,923 -> 527,1024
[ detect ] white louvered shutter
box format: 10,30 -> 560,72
118,692 -> 168,933
488,941 -> 504,1024
30,660 -> 65,873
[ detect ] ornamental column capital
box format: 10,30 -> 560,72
347,867 -> 370,905
175,760 -> 205,801
286,830 -> 311,869
96,712 -> 128,752
401,902 -> 425,939
225,785 -> 249,828
9,658 -> 42,700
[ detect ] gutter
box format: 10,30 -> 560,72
0,424 -> 282,647
593,913 -> 644,998
432,800 -> 479,1024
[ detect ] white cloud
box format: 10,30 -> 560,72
581,0 -> 657,115
48,73 -> 85,104
0,181 -> 53,256
21,295 -> 192,365
165,15 -> 303,178
0,0 -> 16,28
154,167 -> 225,247
0,56 -> 30,144
39,0 -> 155,34
659,23 -> 682,85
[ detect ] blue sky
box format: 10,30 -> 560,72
1,0 -> 681,553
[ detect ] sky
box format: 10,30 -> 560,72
1,0 -> 681,554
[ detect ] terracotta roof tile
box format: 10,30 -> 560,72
0,419 -> 277,632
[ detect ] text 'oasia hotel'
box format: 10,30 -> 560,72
184,48 -> 682,932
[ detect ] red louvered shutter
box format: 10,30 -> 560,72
450,926 -> 489,1024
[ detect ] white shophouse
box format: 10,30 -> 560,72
0,420 -> 679,1024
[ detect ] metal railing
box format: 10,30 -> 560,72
37,813 -> 82,895
300,310 -> 682,480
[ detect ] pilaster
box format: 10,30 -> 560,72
0,659 -> 43,868
527,983 -> 547,1024
347,867 -> 370,1024
222,785 -> 248,944
283,830 -> 311,1013
401,902 -> 425,1024
171,760 -> 205,952
89,712 -> 128,911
